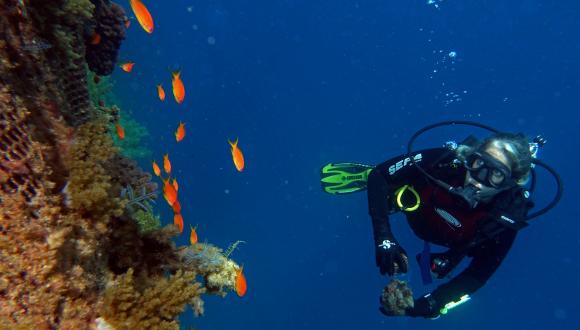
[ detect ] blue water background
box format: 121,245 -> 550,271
112,0 -> 579,329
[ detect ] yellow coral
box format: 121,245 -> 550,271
65,120 -> 124,222
100,269 -> 205,330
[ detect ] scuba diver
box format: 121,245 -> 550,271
320,121 -> 562,319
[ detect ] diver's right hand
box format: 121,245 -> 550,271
375,237 -> 409,276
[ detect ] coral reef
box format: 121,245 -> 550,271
85,0 -> 127,76
0,0 -> 244,328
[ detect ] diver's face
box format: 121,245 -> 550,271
464,146 -> 513,203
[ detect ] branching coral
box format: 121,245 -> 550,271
121,184 -> 157,214
100,268 -> 206,330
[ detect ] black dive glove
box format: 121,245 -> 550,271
375,235 -> 409,276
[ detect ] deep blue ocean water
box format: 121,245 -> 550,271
112,1 -> 579,329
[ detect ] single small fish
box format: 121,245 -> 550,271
152,160 -> 161,176
90,32 -> 101,45
171,178 -> 179,192
189,224 -> 198,245
93,75 -> 101,84
157,84 -> 165,101
235,266 -> 247,297
172,70 -> 185,104
172,199 -> 181,213
163,178 -> 177,206
129,0 -> 154,33
120,62 -> 135,72
163,154 -> 171,174
175,122 -> 185,142
124,16 -> 131,28
174,213 -> 184,233
116,123 -> 125,140
228,138 -> 245,172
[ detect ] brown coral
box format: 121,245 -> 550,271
100,268 -> 205,330
64,120 -> 124,223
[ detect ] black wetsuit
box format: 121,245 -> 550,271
368,147 -> 534,317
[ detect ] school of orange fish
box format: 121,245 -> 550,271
106,0 -> 248,297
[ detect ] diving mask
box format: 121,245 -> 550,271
464,151 -> 515,189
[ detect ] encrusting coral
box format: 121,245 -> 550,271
85,0 -> 127,76
1,0 -> 245,328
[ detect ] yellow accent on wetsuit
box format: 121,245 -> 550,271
394,185 -> 420,212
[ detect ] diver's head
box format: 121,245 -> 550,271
456,133 -> 532,206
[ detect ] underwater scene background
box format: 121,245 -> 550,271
0,0 -> 578,329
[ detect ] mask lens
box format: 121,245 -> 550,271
489,169 -> 506,187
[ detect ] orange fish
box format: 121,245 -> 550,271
152,160 -> 161,177
172,199 -> 181,213
124,17 -> 131,28
171,178 -> 179,192
120,62 -> 135,72
228,138 -> 245,172
115,123 -> 125,140
129,0 -> 154,33
90,32 -> 101,45
189,225 -> 198,245
235,266 -> 247,297
171,70 -> 185,104
163,178 -> 177,206
163,154 -> 171,175
157,84 -> 165,101
175,122 -> 185,142
173,213 -> 184,233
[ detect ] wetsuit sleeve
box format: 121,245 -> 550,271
426,229 -> 517,315
367,148 -> 450,242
